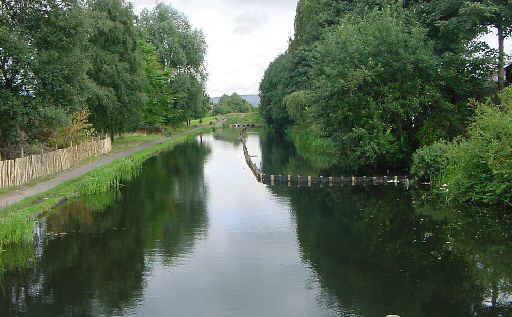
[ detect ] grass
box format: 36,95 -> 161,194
111,135 -> 162,153
0,127 -> 212,248
223,112 -> 264,125
190,115 -> 217,126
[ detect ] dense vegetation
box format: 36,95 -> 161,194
212,93 -> 254,115
0,0 -> 209,159
411,87 -> 512,208
259,0 -> 508,174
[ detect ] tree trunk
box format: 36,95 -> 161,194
497,24 -> 505,91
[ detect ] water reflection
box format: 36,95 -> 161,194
0,139 -> 211,317
258,130 -> 512,316
1,130 -> 511,317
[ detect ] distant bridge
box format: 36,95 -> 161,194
241,134 -> 410,188
230,123 -> 262,128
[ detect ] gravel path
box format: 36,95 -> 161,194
0,126 -> 212,210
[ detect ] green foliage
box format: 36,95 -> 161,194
311,7 -> 442,171
139,41 -> 172,130
0,0 -> 207,155
259,53 -> 295,128
439,91 -> 512,208
283,90 -> 313,123
79,157 -> 143,195
139,3 -> 206,77
260,0 -> 497,173
410,141 -> 451,182
0,0 -> 91,155
86,0 -> 146,137
213,93 -> 252,115
286,126 -> 337,170
139,3 -> 208,124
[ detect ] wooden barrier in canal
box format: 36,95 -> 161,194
241,132 -> 411,188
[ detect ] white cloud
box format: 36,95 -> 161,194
132,0 -> 298,97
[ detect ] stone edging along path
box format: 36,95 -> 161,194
0,126 -> 211,210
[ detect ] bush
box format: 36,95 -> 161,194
410,141 -> 451,182
440,89 -> 512,208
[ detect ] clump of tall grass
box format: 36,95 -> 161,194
79,157 -> 143,195
0,212 -> 33,248
80,190 -> 122,212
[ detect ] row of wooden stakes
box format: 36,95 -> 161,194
257,174 -> 410,187
241,133 -> 411,187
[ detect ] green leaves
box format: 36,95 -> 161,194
310,7 -> 441,170
213,93 -> 252,115
435,87 -> 512,207
260,0 -> 498,173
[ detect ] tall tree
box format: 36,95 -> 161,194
138,3 -> 206,78
139,3 -> 208,125
0,0 -> 91,155
87,0 -> 146,139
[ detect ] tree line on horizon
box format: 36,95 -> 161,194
0,0 -> 209,159
212,93 -> 255,115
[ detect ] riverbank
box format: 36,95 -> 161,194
0,127 -> 212,247
286,125 -> 337,170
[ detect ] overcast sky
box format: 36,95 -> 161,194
133,0 -> 299,97
132,0 -> 510,98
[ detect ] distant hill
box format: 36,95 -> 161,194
211,95 -> 260,106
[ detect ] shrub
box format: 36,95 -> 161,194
410,141 -> 451,182
440,88 -> 512,208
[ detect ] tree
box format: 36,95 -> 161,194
461,0 -> 512,90
0,0 -> 91,156
310,6 -> 444,171
87,0 -> 146,139
139,3 -> 206,78
212,93 -> 252,115
139,3 -> 208,125
139,41 -> 172,131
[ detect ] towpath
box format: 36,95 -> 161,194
0,124 -> 216,210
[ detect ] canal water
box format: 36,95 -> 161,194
1,130 -> 511,316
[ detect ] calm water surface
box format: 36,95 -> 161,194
1,130 -> 511,316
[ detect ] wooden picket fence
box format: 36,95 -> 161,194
0,136 -> 111,189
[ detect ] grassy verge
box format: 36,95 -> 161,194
190,115 -> 217,126
0,127 -> 212,248
111,135 -> 162,153
222,112 -> 264,125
